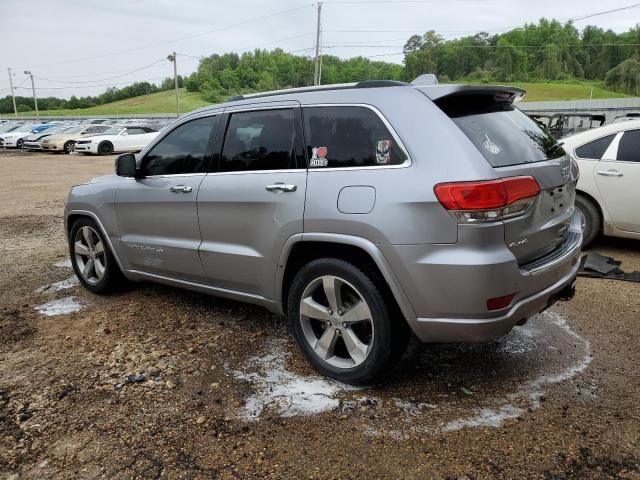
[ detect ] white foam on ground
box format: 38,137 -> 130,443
53,259 -> 73,268
35,297 -> 83,316
441,311 -> 592,432
35,275 -> 80,293
233,341 -> 355,420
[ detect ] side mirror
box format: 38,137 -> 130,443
115,153 -> 137,177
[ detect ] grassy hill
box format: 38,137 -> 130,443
22,89 -> 208,117
18,81 -> 629,117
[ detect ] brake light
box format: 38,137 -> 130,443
434,176 -> 540,223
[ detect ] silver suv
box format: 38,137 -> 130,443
65,80 -> 582,385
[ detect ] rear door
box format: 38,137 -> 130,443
197,103 -> 307,299
595,129 -> 640,233
434,91 -> 578,265
115,114 -> 220,282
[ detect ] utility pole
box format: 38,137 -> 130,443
23,70 -> 39,119
313,2 -> 323,86
167,52 -> 180,117
6,68 -> 17,117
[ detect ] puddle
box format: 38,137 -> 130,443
232,340 -> 356,419
35,275 -> 80,293
35,297 -> 83,316
54,259 -> 72,268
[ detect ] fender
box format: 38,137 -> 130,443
65,209 -> 126,272
275,232 -> 416,320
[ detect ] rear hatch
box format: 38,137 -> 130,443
427,87 -> 578,266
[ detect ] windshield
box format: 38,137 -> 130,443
436,94 -> 565,167
63,126 -> 84,134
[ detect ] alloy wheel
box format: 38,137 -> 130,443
73,226 -> 106,285
299,275 -> 374,369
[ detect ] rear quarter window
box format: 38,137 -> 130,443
436,93 -> 565,167
302,106 -> 408,168
574,134 -> 616,160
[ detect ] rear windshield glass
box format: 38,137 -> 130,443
436,94 -> 565,167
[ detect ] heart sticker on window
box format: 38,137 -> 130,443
316,146 -> 327,158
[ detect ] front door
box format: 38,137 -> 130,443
115,114 -> 221,281
197,104 -> 307,300
596,129 -> 640,233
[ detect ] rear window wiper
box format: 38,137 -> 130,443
547,141 -> 565,155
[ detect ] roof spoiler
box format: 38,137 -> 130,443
417,84 -> 526,103
411,74 -> 438,86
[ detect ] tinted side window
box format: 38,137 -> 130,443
575,134 -> 616,160
220,109 -> 301,172
126,128 -> 147,135
616,130 -> 640,162
142,116 -> 218,176
303,106 -> 407,168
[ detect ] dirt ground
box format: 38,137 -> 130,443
0,149 -> 639,480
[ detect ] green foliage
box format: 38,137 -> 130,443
605,58 -> 640,96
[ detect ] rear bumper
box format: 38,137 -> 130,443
410,263 -> 578,342
380,211 -> 583,342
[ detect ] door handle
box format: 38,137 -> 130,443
265,183 -> 297,193
597,170 -> 623,177
170,185 -> 193,193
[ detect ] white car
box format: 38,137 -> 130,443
0,124 -> 35,148
73,125 -> 158,155
561,119 -> 640,246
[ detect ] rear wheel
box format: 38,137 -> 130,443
69,218 -> 122,293
575,194 -> 601,247
98,141 -> 114,155
287,258 -> 409,385
63,141 -> 75,154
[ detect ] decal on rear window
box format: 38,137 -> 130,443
482,134 -> 501,155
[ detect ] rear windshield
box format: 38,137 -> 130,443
436,94 -> 565,167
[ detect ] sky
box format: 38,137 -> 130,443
1,0 -> 638,98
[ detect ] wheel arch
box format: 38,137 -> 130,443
66,210 -> 125,271
277,233 -> 415,320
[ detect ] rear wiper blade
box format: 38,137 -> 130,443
548,141 -> 565,155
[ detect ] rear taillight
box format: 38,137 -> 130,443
434,176 -> 540,223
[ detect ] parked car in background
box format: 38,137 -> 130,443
41,124 -> 111,153
561,119 -> 640,246
530,112 -> 606,138
73,125 -> 158,155
0,123 -> 36,148
23,125 -> 78,151
31,122 -> 58,134
65,80 -> 581,385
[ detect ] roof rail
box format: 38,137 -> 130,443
225,80 -> 410,102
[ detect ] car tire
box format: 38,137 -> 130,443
98,141 -> 114,155
69,217 -> 123,294
16,139 -> 24,149
63,141 -> 75,154
575,194 -> 601,248
287,258 -> 409,386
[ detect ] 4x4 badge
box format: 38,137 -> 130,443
310,146 -> 328,167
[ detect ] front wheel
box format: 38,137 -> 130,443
16,138 -> 24,149
287,258 -> 409,385
69,218 -> 123,293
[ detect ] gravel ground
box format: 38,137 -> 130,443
1,149 -> 639,480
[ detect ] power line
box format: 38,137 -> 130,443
19,3 -> 314,70
567,2 -> 640,22
14,76 -> 167,91
34,59 -> 167,85
322,42 -> 640,49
